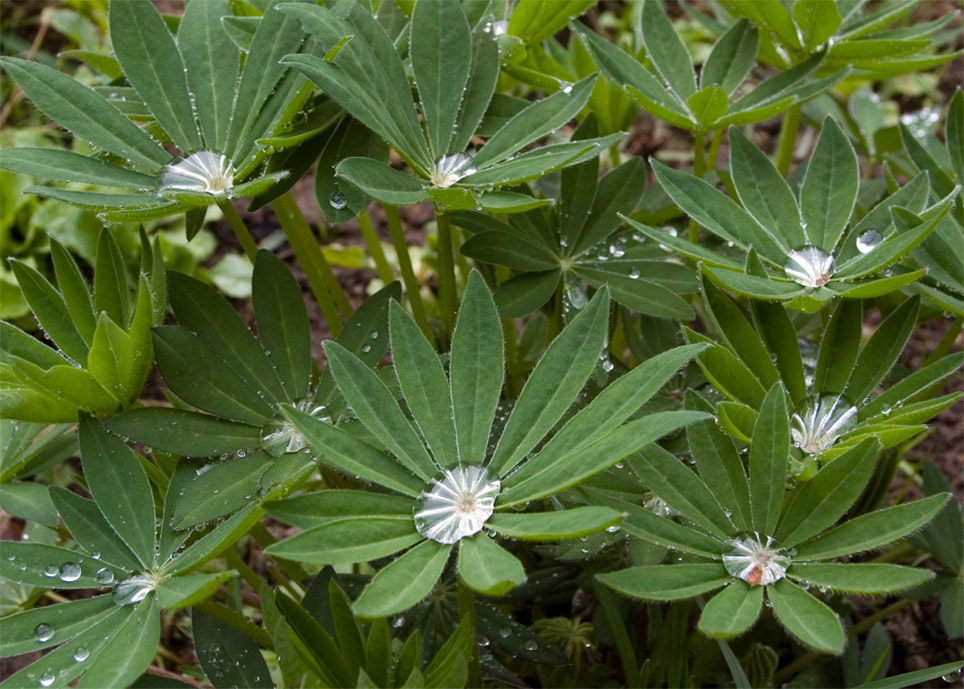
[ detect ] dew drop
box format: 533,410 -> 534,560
722,532 -> 790,586
73,647 -> 89,663
34,624 -> 54,644
856,229 -> 883,254
59,563 -> 81,583
95,568 -> 114,585
414,466 -> 500,544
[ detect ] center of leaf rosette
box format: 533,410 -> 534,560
722,532 -> 791,586
413,466 -> 500,544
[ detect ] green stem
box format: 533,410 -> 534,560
609,141 -> 622,168
357,209 -> 396,286
223,547 -> 262,593
457,579 -> 481,688
687,130 -> 707,244
775,105 -> 802,177
435,206 -> 458,337
923,315 -> 962,367
271,194 -> 346,337
707,128 -> 724,172
384,204 -> 433,341
217,200 -> 259,263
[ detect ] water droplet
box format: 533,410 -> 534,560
158,151 -> 235,197
34,624 -> 54,643
39,672 -> 55,687
43,565 -> 58,578
414,466 -> 500,544
73,647 -> 89,663
523,640 -> 538,651
95,568 -> 114,585
784,246 -> 835,288
430,153 -> 476,188
722,533 -> 790,586
112,574 -> 155,606
942,669 -> 962,683
59,562 -> 81,583
856,229 -> 883,254
790,394 -> 858,455
328,192 -> 347,210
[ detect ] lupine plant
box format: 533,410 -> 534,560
1,0 -> 962,687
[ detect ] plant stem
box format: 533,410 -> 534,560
923,315 -> 962,367
457,578 -> 482,688
435,206 -> 458,337
707,128 -> 724,172
384,204 -> 433,341
270,194 -> 346,337
223,546 -> 262,593
775,105 -> 802,177
609,141 -> 622,168
217,200 -> 259,263
356,208 -> 396,286
687,130 -> 707,244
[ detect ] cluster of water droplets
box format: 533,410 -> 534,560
790,394 -> 858,455
261,399 -> 332,456
430,153 -> 477,188
722,532 -> 791,586
784,246 -> 835,288
158,151 -> 235,197
413,465 -> 500,544
482,19 -> 508,36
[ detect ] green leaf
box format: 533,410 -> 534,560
729,126 -> 804,249
598,563 -> 729,601
252,250 -> 312,401
608,497 -> 722,558
698,581 -> 763,639
152,326 -> 276,425
0,57 -> 169,170
266,517 -> 421,564
353,540 -> 451,618
775,438 -> 878,547
178,0 -> 238,153
79,417 -> 156,568
0,148 -> 158,189
651,160 -> 787,262
488,506 -> 622,540
472,75 -> 596,169
800,117 -> 859,252
50,487 -> 142,571
792,0 -> 842,49
793,494 -> 950,560
628,443 -> 734,538
450,18 -> 500,153
767,579 -> 844,654
264,490 -> 411,530
0,481 -> 58,528
640,0 -> 696,100
450,271 -> 503,467
156,572 -> 234,610
574,264 -> 695,319
684,329 -> 767,407
789,563 -> 932,594
0,594 -> 114,657
0,604 -> 131,689
194,608 -> 273,688
324,340 -> 437,480
814,299 -> 862,395
860,661 -> 964,689
490,287 -> 610,476
0,542 -> 126,589
273,589 -> 353,687
749,383 -> 789,535
77,596 -> 160,689
509,0 -> 595,45
109,0 -> 200,152
167,271 -> 287,405
844,296 -> 919,403
410,0 -> 471,157
701,20 -> 758,95
10,259 -> 88,365
687,86 -> 729,128
166,505 -> 264,576
686,411 -> 751,531
107,407 -> 262,456
457,533 -> 526,595
281,404 -> 423,497
498,410 -> 708,506
336,156 -> 429,205
389,301 -> 458,467
174,454 -> 267,528
575,157 -> 647,254
493,270 -> 560,318
460,229 -> 559,271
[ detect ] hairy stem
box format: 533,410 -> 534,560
357,208 -> 396,286
217,200 -> 259,263
775,105 -> 802,177
384,204 -> 433,341
687,130 -> 707,244
435,206 -> 458,337
271,194 -> 346,336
